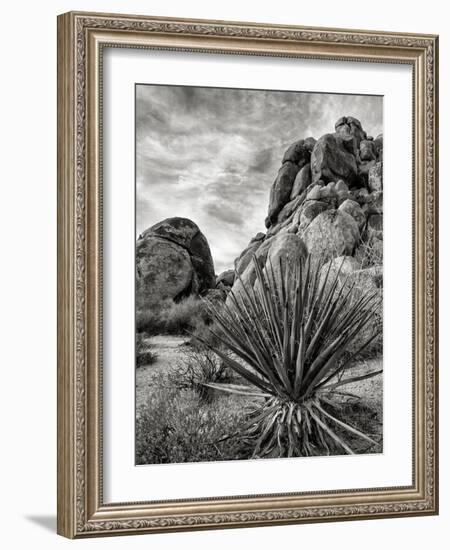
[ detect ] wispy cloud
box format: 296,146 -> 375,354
136,85 -> 383,273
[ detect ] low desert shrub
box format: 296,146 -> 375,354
136,303 -> 168,335
189,316 -> 225,348
136,296 -> 215,336
136,333 -> 158,367
135,381 -> 245,464
168,346 -> 233,402
163,296 -> 211,334
354,238 -> 383,269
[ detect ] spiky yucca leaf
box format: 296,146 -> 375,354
199,253 -> 382,457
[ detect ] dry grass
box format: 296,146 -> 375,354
135,363 -> 382,464
168,345 -> 234,402
354,237 -> 383,269
136,372 -> 246,464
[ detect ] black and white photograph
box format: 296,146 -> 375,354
135,84 -> 384,465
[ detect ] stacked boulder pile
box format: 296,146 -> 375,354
136,116 -> 383,320
231,116 -> 383,300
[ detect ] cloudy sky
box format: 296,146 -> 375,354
136,85 -> 382,274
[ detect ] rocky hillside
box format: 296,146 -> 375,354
136,116 -> 383,310
229,116 -> 383,300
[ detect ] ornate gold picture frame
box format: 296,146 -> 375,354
57,11 -> 438,538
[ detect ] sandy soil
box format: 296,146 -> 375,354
326,358 -> 384,445
338,358 -> 383,418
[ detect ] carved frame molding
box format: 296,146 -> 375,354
57,11 -> 438,538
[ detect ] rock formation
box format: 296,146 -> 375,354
303,209 -> 360,261
136,217 -> 215,306
229,115 -> 383,299
216,269 -> 235,289
137,117 -> 383,313
235,232 -> 266,276
310,133 -> 359,188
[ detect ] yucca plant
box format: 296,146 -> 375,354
197,253 -> 382,458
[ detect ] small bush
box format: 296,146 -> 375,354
136,305 -> 167,335
168,346 -> 233,402
354,238 -> 383,269
136,296 -> 215,336
135,380 -> 245,464
163,296 -> 211,334
136,351 -> 158,367
136,333 -> 158,367
189,316 -> 224,348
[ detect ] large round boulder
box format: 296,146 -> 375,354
338,199 -> 366,230
136,237 -> 195,305
302,209 -> 360,261
263,233 -> 308,286
216,269 -> 235,288
141,217 -> 215,292
229,233 -> 307,304
335,116 -> 367,149
282,139 -> 311,166
310,133 -> 359,188
136,217 -> 215,306
295,200 -> 329,232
